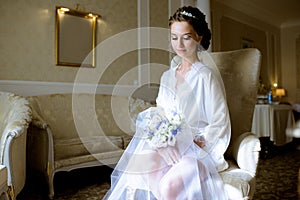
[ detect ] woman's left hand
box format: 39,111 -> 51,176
194,135 -> 205,148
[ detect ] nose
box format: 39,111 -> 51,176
178,38 -> 184,48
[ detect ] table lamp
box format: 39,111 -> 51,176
275,88 -> 286,102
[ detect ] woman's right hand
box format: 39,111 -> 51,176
157,146 -> 180,166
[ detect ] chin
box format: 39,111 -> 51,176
175,52 -> 186,58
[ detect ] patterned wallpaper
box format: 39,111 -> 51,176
0,0 -> 170,85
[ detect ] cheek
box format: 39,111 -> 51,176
185,40 -> 198,49
171,40 -> 177,48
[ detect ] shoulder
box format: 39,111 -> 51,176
192,62 -> 211,74
161,69 -> 172,80
161,65 -> 176,79
190,62 -> 213,80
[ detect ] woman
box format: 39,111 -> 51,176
104,6 -> 231,200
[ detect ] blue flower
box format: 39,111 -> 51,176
143,107 -> 184,148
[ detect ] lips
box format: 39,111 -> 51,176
176,49 -> 186,52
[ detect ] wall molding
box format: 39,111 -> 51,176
0,80 -> 136,97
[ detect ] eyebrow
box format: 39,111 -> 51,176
171,33 -> 193,36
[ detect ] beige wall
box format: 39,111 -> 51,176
281,26 -> 300,103
219,16 -> 269,85
211,1 -> 281,94
0,0 -> 171,86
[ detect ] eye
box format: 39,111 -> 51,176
171,35 -> 178,40
183,35 -> 192,40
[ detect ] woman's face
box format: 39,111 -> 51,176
170,21 -> 201,60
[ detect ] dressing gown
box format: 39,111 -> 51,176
104,56 -> 231,200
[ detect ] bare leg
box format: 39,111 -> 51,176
127,151 -> 207,199
126,150 -> 170,199
158,157 -> 207,200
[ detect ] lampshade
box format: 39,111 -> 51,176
275,88 -> 286,97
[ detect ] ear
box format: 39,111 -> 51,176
196,35 -> 203,43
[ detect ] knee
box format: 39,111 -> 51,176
158,177 -> 180,199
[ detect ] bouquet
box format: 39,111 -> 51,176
142,107 -> 184,149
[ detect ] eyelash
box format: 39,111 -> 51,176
171,36 -> 191,41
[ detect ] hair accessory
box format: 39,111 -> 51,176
180,11 -> 196,19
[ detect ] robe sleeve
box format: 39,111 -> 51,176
198,71 -> 231,171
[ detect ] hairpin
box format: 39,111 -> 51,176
180,11 -> 196,19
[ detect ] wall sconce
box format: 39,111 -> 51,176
275,88 -> 286,102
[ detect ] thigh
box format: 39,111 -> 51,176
163,156 -> 206,181
160,157 -> 212,199
160,156 -> 201,190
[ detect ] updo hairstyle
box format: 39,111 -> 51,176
169,6 -> 211,50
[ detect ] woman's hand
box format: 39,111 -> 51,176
194,135 -> 205,148
157,146 -> 180,166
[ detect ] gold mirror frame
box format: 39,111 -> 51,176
56,6 -> 99,67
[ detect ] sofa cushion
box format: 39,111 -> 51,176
54,136 -> 124,160
220,160 -> 255,199
128,97 -> 153,132
55,150 -> 124,169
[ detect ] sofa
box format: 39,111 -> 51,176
27,93 -> 153,199
0,92 -> 32,200
28,48 -> 261,199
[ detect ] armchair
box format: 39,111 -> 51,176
170,48 -> 261,199
207,48 -> 262,199
0,92 -> 32,199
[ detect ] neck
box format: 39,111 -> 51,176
181,56 -> 199,69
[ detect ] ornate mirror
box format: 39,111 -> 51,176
56,6 -> 100,67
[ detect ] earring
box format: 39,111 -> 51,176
197,44 -> 205,52
197,44 -> 201,52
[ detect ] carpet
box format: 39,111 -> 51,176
17,139 -> 300,200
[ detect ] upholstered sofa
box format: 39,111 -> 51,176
27,94 -> 152,199
0,92 -> 32,200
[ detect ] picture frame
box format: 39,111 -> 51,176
55,6 -> 99,67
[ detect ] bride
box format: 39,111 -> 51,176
104,6 -> 231,200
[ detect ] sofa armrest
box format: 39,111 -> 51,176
232,132 -> 261,176
31,119 -> 48,130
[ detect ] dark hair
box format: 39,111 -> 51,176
169,6 -> 211,50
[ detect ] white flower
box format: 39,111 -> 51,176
167,135 -> 176,146
166,110 -> 183,125
143,107 -> 184,149
151,114 -> 162,125
149,133 -> 168,148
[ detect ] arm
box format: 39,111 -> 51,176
202,71 -> 231,150
193,68 -> 231,171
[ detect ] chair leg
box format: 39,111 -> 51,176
7,186 -> 14,200
48,173 -> 55,199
